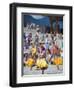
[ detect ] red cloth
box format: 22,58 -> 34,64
50,45 -> 60,55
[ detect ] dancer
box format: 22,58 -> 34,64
24,54 -> 35,70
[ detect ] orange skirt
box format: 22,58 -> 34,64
53,57 -> 63,65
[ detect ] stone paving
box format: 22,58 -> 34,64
23,64 -> 63,75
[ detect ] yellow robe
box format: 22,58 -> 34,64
25,58 -> 35,67
31,47 -> 36,56
36,58 -> 48,69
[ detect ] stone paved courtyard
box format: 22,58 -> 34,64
23,64 -> 63,75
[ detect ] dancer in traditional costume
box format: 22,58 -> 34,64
24,54 -> 35,70
36,55 -> 48,74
